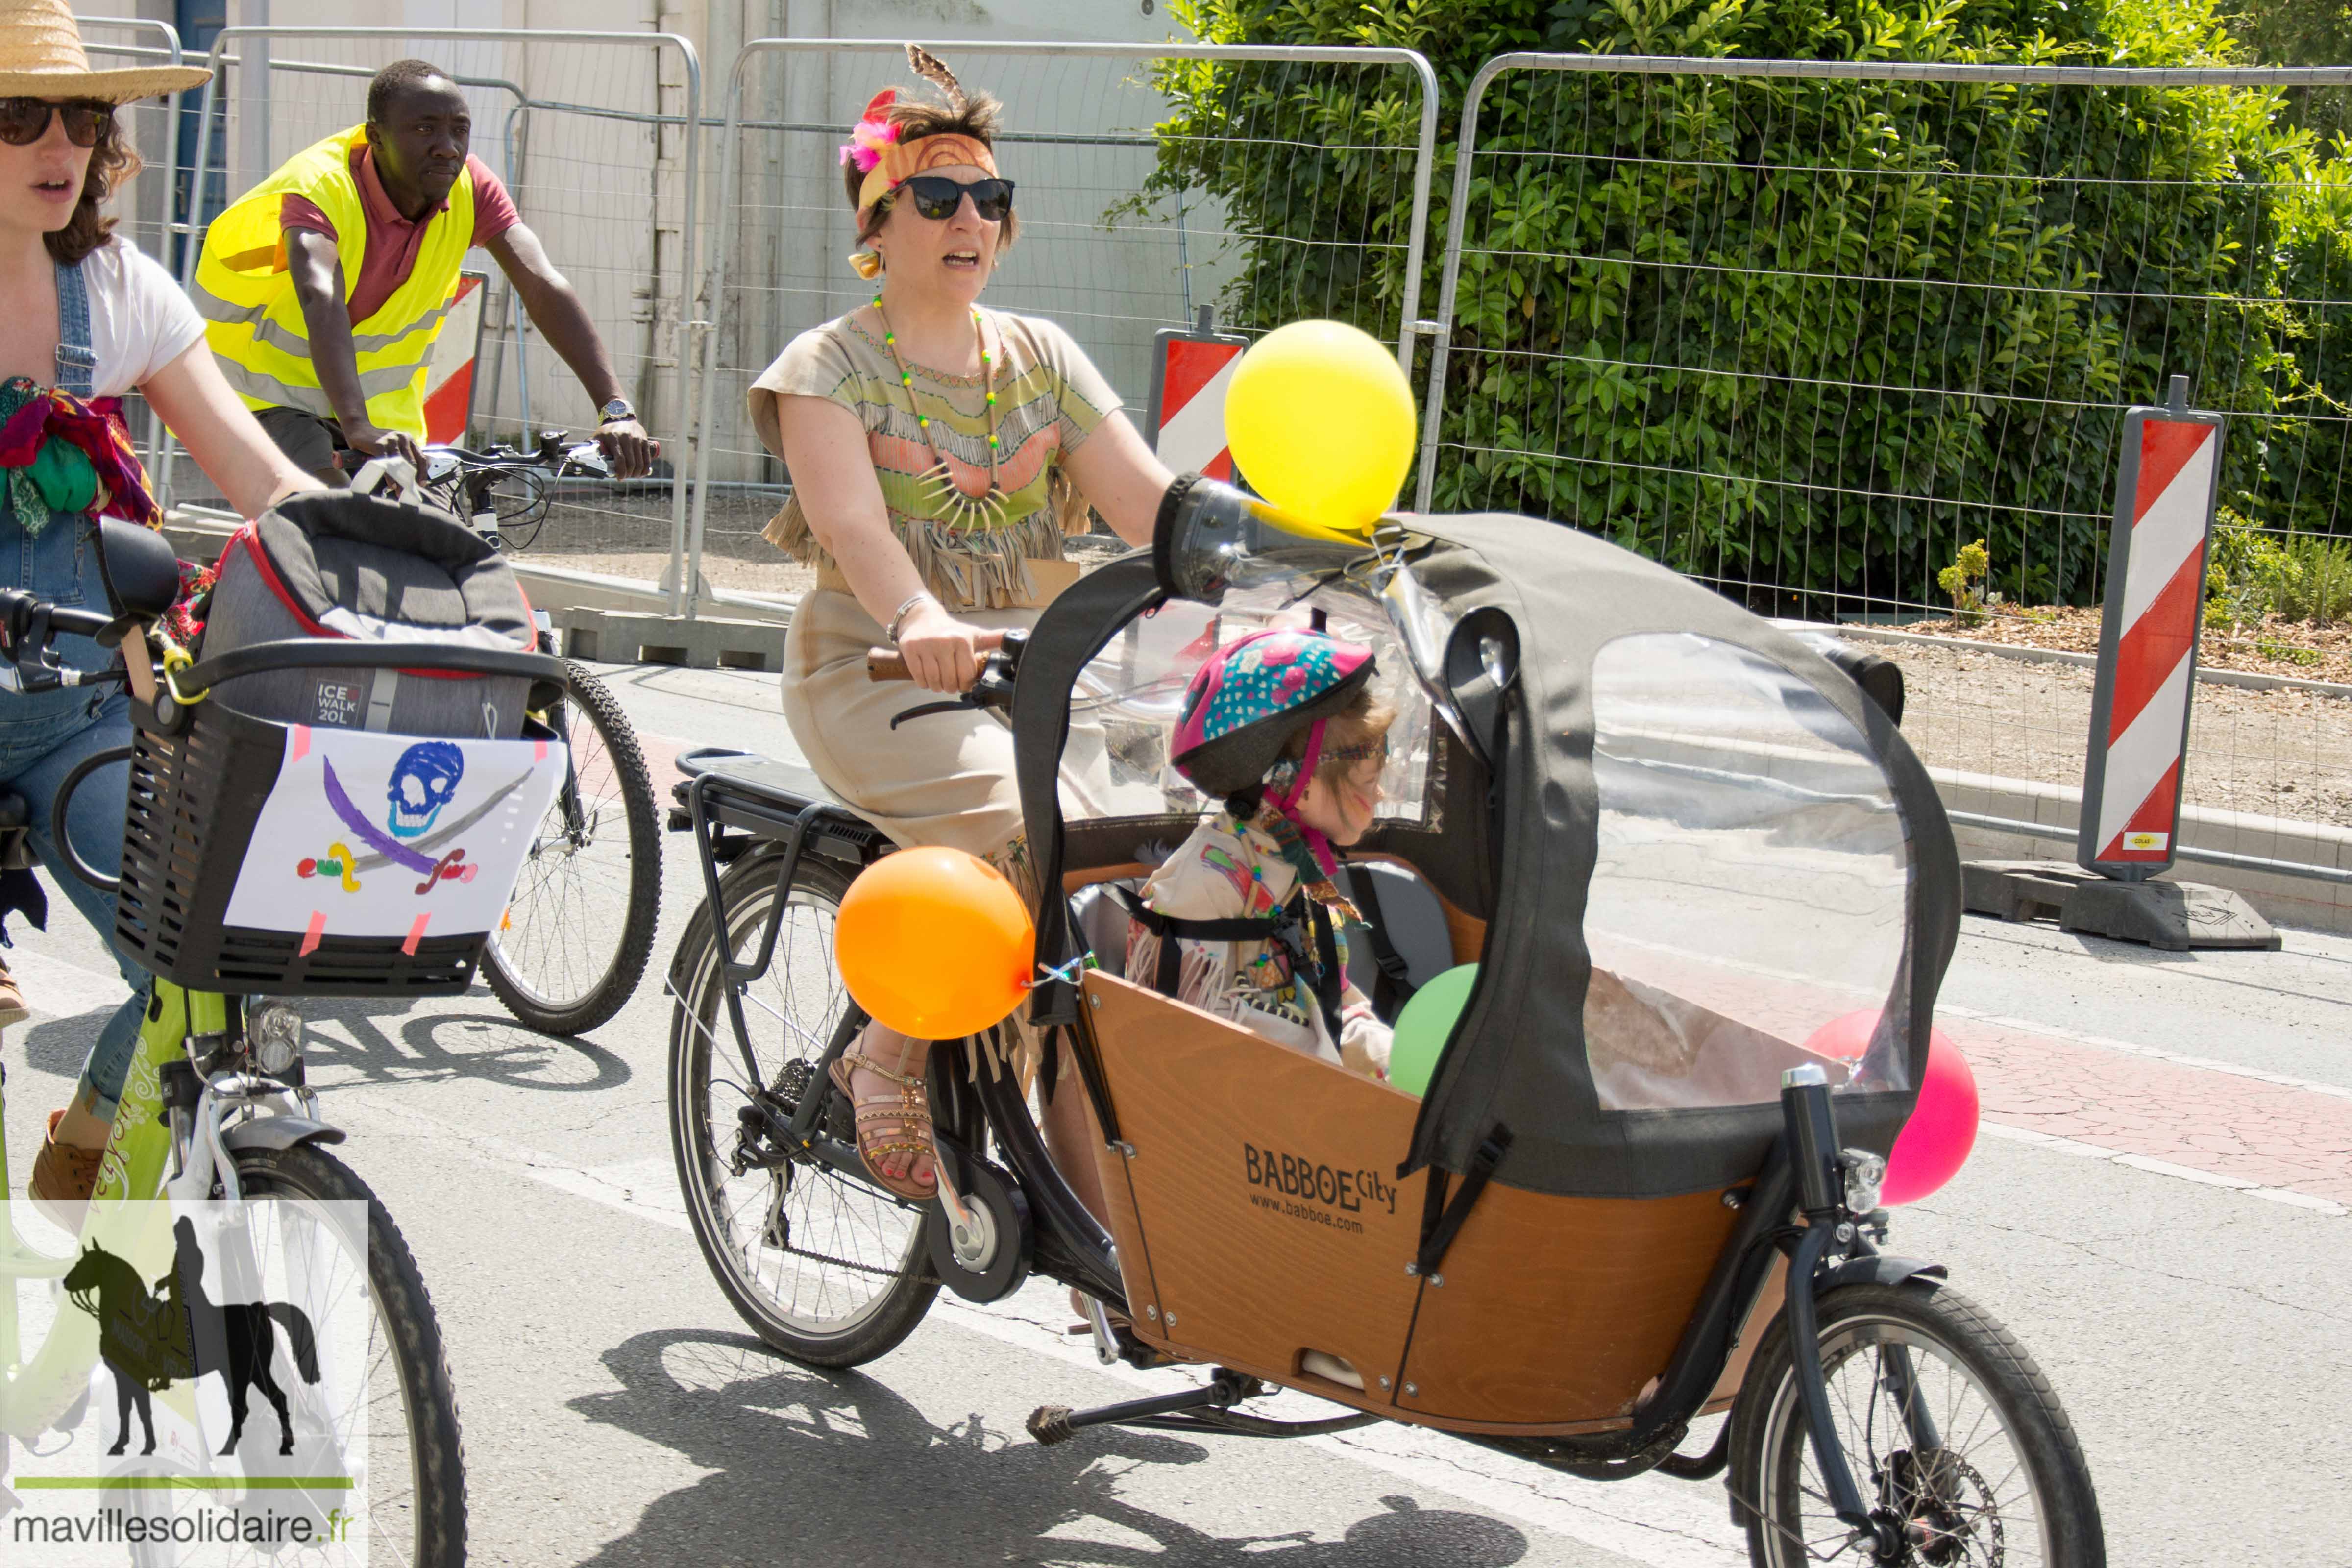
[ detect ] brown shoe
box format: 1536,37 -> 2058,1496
0,956 -> 27,1029
30,1112 -> 103,1232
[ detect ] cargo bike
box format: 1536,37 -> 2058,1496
665,476 -> 2105,1567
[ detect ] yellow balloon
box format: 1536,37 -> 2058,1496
1224,320 -> 1416,533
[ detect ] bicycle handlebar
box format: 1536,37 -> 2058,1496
174,637 -> 569,700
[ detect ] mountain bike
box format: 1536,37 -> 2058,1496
342,441 -> 662,1038
0,520 -> 524,1565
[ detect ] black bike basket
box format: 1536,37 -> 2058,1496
112,495 -> 562,997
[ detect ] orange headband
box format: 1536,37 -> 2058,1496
842,89 -> 997,217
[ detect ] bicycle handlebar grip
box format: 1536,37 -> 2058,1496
866,647 -> 912,682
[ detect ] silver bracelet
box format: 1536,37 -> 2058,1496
885,591 -> 936,643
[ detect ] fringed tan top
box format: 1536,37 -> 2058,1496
748,306 -> 1120,609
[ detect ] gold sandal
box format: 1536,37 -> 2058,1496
827,1047 -> 936,1202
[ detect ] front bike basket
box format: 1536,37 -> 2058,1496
112,496 -> 566,996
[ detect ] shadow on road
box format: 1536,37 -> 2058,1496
297,1001 -> 632,1093
569,1329 -> 1530,1567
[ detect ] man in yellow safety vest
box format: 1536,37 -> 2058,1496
195,58 -> 655,482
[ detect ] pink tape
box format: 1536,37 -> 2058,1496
402,913 -> 431,956
289,725 -> 310,763
298,910 -> 326,956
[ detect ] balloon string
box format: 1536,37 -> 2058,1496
1025,954 -> 1088,991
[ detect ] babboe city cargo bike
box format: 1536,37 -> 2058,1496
0,517 -> 570,1567
343,441 -> 662,1038
665,479 -> 2106,1566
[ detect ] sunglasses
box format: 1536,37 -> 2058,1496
0,98 -> 112,149
901,175 -> 1015,223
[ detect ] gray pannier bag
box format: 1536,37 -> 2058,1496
198,490 -> 536,738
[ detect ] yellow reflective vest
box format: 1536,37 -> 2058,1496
194,124 -> 475,439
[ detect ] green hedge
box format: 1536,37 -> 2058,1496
1147,0 -> 2352,612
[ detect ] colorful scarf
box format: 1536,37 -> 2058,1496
0,377 -> 160,536
1252,803 -> 1362,928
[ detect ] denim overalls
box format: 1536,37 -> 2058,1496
0,259 -> 151,1116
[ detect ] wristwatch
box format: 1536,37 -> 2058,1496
598,397 -> 636,426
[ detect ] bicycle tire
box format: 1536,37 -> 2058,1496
668,849 -> 938,1367
231,1142 -> 467,1568
480,657 -> 661,1035
1728,1277 -> 2105,1568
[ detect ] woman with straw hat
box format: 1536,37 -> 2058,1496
0,0 -> 327,1227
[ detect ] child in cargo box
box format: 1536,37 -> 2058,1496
1124,628 -> 1396,1080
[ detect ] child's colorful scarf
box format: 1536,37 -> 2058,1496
0,378 -> 160,536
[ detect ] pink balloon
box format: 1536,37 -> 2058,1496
1800,1009 -> 1981,1206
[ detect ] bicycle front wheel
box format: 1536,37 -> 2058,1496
482,658 -> 661,1035
232,1142 -> 467,1568
1729,1277 -> 2105,1568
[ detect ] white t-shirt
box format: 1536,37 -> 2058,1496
78,236 -> 205,399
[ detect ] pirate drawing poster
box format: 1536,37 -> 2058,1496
222,726 -> 565,946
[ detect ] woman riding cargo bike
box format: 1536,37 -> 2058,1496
666,310 -> 2108,1562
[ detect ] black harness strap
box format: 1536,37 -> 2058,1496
1111,882 -> 1347,1043
1415,1125 -> 1514,1278
1346,865 -> 1417,1014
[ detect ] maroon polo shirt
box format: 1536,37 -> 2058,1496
280,143 -> 520,322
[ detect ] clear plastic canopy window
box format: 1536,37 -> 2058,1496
1054,581 -> 1441,836
1582,634 -> 1912,1113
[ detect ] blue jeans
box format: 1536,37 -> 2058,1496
0,517 -> 147,1118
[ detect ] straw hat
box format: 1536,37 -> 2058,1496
0,0 -> 208,105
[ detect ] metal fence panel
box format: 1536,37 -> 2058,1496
80,16 -> 185,263
159,26 -> 700,588
682,38 -> 1438,617
1419,53 -> 2352,832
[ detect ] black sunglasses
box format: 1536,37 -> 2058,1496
0,98 -> 113,149
902,175 -> 1015,223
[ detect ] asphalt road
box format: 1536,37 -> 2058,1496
5,657 -> 2348,1566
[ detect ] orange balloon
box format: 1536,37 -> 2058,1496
835,846 -> 1035,1039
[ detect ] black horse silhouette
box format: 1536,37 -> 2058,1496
61,1217 -> 320,1458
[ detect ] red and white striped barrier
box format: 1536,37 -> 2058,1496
2078,386 -> 2224,877
1144,309 -> 1248,481
421,270 -> 488,446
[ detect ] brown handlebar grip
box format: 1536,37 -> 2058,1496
866,647 -> 912,682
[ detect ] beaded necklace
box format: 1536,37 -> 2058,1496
869,294 -> 1008,529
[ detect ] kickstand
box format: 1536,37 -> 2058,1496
1029,1369 -> 1261,1445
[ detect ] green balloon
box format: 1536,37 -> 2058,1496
1388,963 -> 1478,1097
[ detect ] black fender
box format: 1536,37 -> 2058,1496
1818,1253 -> 1946,1293
221,1115 -> 347,1153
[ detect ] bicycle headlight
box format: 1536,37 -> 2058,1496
1842,1148 -> 1887,1216
248,1001 -> 304,1078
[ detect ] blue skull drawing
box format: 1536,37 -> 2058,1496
386,742 -> 466,840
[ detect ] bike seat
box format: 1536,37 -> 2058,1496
0,791 -> 27,831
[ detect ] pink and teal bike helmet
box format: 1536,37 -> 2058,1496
1172,628 -> 1376,800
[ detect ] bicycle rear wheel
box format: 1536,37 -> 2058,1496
480,657 -> 661,1035
668,848 -> 937,1367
